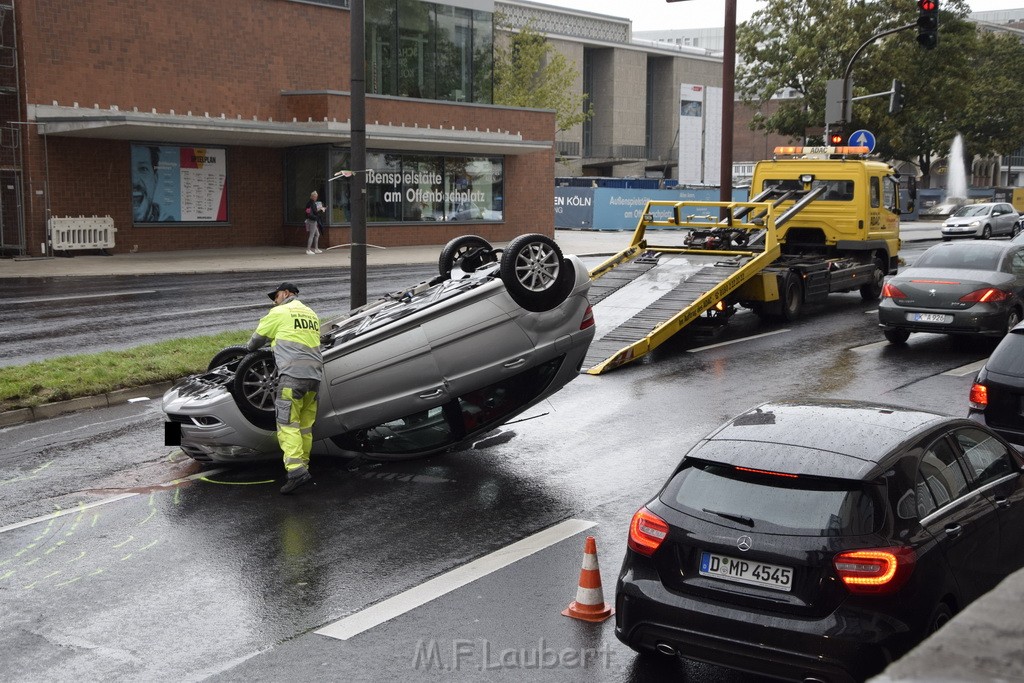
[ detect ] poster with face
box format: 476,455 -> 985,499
131,144 -> 227,223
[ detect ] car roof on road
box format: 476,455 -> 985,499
689,399 -> 950,480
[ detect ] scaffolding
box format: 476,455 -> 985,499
0,1 -> 25,256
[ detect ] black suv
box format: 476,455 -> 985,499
616,399 -> 1024,683
969,322 -> 1024,445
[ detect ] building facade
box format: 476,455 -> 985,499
2,0 -> 556,257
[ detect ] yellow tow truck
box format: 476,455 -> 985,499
584,146 -> 909,374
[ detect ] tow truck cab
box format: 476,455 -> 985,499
751,146 -> 905,274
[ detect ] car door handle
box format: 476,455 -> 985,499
418,388 -> 444,399
944,524 -> 963,538
995,496 -> 1012,509
503,358 -> 527,369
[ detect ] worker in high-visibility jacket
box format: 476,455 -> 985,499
246,282 -> 323,495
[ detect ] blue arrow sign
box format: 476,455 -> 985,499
850,129 -> 876,153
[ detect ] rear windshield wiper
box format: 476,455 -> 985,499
701,507 -> 755,527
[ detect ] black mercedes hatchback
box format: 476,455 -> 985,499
615,399 -> 1024,683
969,322 -> 1024,446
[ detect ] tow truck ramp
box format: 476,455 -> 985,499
583,191 -> 820,374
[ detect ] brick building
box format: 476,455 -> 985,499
2,0 -> 555,257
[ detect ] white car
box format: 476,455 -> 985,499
941,202 -> 1019,240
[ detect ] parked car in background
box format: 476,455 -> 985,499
878,240 -> 1024,344
615,399 -> 1024,683
1014,213 -> 1024,239
969,322 -> 1024,446
163,234 -> 596,464
941,202 -> 1019,240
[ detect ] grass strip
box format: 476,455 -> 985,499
0,330 -> 250,412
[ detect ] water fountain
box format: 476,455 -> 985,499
946,133 -> 968,204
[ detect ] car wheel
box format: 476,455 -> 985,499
232,349 -> 278,427
1014,222 -> 1022,238
927,602 -> 953,635
860,258 -> 886,301
207,345 -> 250,372
779,272 -> 803,321
980,225 -> 992,240
438,235 -> 493,277
499,233 -> 575,312
884,328 -> 911,344
1006,308 -> 1022,335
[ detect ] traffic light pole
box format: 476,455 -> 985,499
840,22 -> 915,126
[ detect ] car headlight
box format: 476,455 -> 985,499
970,220 -> 981,228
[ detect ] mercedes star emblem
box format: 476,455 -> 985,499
736,536 -> 753,552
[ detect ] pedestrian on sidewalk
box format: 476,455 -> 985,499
245,282 -> 324,494
304,191 -> 325,254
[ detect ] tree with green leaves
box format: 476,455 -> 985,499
736,0 -> 1024,186
493,23 -> 592,133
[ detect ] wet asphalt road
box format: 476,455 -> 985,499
0,241 -> 998,682
0,265 -> 437,367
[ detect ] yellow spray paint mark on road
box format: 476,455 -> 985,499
0,570 -> 13,581
139,540 -> 159,552
112,535 -> 134,549
66,552 -> 85,563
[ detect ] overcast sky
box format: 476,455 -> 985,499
538,0 -> 1021,32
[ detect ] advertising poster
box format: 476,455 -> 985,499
131,144 -> 227,223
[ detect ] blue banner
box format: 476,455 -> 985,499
555,187 -> 749,230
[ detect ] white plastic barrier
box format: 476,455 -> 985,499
49,215 -> 117,251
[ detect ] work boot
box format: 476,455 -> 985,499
280,470 -> 313,495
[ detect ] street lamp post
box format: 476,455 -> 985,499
349,0 -> 367,309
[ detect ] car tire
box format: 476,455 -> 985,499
860,258 -> 886,301
499,233 -> 574,312
1006,308 -> 1022,335
980,225 -> 992,240
779,272 -> 803,321
232,349 -> 278,427
438,235 -> 493,277
927,602 -> 953,635
1014,222 -> 1022,238
884,328 -> 911,344
207,345 -> 250,372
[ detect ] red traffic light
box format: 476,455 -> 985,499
918,0 -> 937,10
829,132 -> 845,145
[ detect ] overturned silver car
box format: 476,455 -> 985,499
163,234 -> 595,464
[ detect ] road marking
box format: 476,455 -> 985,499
852,340 -> 889,353
944,359 -> 987,377
10,290 -> 158,305
687,329 -> 790,353
315,518 -> 597,641
0,468 -> 224,535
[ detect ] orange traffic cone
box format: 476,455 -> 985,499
562,535 -> 614,622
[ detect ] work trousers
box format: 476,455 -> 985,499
275,377 -> 320,474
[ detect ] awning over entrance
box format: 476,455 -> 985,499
28,104 -> 551,156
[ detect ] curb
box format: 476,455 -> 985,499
0,381 -> 174,428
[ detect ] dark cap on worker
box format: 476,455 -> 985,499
267,282 -> 299,300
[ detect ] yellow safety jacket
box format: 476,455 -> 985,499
247,297 -> 323,381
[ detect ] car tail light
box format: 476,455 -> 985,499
736,465 -> 798,479
960,288 -> 1011,303
970,383 -> 989,409
833,546 -> 916,594
881,282 -> 906,299
580,305 -> 595,330
627,506 -> 669,556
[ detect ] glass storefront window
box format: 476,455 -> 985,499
434,5 -> 472,102
398,0 -> 434,99
366,0 -> 492,104
300,150 -> 503,224
366,0 -> 398,96
285,146 -> 327,224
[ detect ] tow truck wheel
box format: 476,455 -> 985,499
884,328 -> 911,344
779,273 -> 804,321
438,235 -> 493,277
232,350 -> 278,427
860,259 -> 886,301
499,233 -> 574,312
